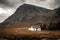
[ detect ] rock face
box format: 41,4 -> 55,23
0,4 -> 60,30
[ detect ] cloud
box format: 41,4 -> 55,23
0,0 -> 8,5
0,8 -> 14,23
0,0 -> 25,23
25,0 -> 60,10
0,0 -> 25,7
55,0 -> 60,6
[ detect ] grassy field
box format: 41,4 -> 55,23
0,28 -> 60,40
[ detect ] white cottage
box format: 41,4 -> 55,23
28,25 -> 41,31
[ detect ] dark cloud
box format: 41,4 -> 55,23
0,0 -> 12,6
55,0 -> 60,6
40,0 -> 45,1
0,0 -> 8,4
0,0 -> 25,7
0,0 -> 25,23
25,0 -> 60,10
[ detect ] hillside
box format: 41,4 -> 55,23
0,4 -> 60,30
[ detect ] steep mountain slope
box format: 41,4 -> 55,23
0,4 -> 60,30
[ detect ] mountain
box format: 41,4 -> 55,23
0,4 -> 60,30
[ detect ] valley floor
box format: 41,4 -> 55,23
0,28 -> 60,40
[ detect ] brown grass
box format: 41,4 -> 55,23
0,28 -> 60,39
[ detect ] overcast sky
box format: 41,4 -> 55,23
0,0 -> 60,23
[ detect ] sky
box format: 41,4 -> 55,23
0,0 -> 60,23
0,0 -> 25,23
25,0 -> 60,9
